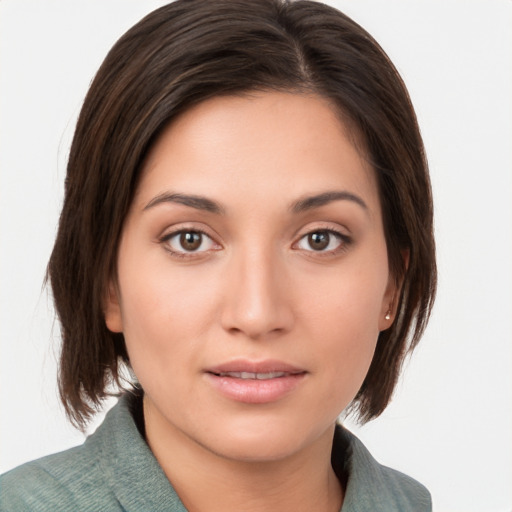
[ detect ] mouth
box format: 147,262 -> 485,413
211,371 -> 300,380
204,360 -> 307,404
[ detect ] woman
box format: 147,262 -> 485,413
0,0 -> 436,510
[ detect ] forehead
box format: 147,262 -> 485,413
134,91 -> 378,215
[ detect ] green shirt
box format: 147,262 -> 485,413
0,393 -> 431,511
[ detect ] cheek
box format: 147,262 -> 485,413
297,258 -> 388,387
315,296 -> 379,380
116,257 -> 219,378
118,244 -> 216,328
309,298 -> 380,417
299,258 -> 388,335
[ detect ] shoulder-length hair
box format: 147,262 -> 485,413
49,0 -> 436,428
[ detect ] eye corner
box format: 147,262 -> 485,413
293,227 -> 352,256
159,227 -> 222,259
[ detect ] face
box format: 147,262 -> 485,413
105,92 -> 396,463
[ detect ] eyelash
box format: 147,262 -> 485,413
158,227 -> 352,259
159,228 -> 220,259
294,229 -> 352,256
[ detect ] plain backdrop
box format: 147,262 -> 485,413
1,1 -> 511,511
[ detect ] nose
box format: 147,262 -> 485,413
220,247 -> 294,340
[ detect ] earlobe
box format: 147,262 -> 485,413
379,249 -> 409,331
379,284 -> 397,331
103,280 -> 123,333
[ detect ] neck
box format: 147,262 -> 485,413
143,399 -> 343,512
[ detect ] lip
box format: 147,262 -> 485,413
204,359 -> 307,404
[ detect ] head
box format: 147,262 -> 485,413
49,0 -> 436,429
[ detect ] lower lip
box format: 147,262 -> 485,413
204,373 -> 306,404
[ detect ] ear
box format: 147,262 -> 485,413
103,280 -> 123,333
378,249 -> 409,331
378,277 -> 398,332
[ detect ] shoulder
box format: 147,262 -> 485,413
334,425 -> 432,512
0,392 -> 180,512
372,462 -> 432,510
0,442 -> 118,512
0,396 -> 134,512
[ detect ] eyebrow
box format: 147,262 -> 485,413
143,190 -> 367,216
291,191 -> 368,213
143,192 -> 224,214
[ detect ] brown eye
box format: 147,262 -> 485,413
163,230 -> 217,255
308,232 -> 330,251
296,230 -> 348,253
180,231 -> 202,251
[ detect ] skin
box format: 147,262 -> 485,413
105,91 -> 397,512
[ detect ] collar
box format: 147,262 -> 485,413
87,392 -> 430,511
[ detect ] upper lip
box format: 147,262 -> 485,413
205,359 -> 306,376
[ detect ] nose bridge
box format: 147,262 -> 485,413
221,240 -> 292,339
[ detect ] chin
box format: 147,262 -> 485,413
206,434 -> 304,463
197,417 -> 332,464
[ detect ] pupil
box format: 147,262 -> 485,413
309,232 -> 329,250
180,231 -> 201,251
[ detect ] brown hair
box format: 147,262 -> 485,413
48,0 -> 436,428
